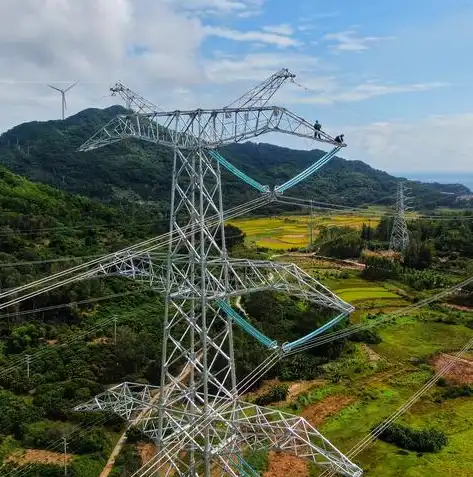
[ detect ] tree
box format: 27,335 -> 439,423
403,239 -> 434,270
315,226 -> 362,259
362,254 -> 401,280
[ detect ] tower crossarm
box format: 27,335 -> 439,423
79,106 -> 345,152
204,258 -> 354,314
74,382 -> 159,420
110,81 -> 164,114
83,251 -> 167,290
76,389 -> 362,477
98,253 -> 354,314
224,68 -> 296,109
219,401 -> 363,477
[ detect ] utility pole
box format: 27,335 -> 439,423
25,354 -> 31,378
113,315 -> 117,344
389,181 -> 411,252
309,199 -> 314,245
63,436 -> 68,476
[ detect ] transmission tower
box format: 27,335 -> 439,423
74,71 -> 362,477
389,181 -> 410,252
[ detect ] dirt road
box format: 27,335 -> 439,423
99,353 -> 202,477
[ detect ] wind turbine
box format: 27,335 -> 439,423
48,82 -> 77,120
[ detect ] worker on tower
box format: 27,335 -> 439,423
334,134 -> 344,144
314,120 -> 322,139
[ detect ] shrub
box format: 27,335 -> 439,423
279,354 -> 325,381
22,420 -> 108,454
254,384 -> 289,406
442,385 -> 473,400
245,450 -> 269,473
376,423 -> 448,453
348,329 -> 382,345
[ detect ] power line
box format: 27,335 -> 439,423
0,289 -> 143,320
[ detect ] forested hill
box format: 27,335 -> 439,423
0,106 -> 469,211
0,164 -> 166,287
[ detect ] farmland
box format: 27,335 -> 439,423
241,260 -> 473,477
230,213 -> 381,250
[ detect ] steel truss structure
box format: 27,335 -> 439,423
76,384 -> 361,477
389,181 -> 410,252
75,70 -> 362,476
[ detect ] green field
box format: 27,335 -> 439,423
335,286 -> 400,302
230,214 -> 381,250
260,268 -> 473,477
324,279 -> 473,476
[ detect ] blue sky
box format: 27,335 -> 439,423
1,0 -> 473,174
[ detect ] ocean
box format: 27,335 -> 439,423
395,172 -> 473,192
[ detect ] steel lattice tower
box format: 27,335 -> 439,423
389,181 -> 410,252
75,71 -> 363,477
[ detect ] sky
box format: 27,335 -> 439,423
1,0 -> 473,174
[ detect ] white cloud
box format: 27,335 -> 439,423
323,30 -> 396,52
237,9 -> 263,18
205,26 -> 300,47
0,0 -> 213,129
262,24 -> 293,35
284,80 -> 447,105
0,0 -> 465,181
297,25 -> 315,32
205,52 -> 321,83
343,114 -> 473,172
169,0 -> 264,16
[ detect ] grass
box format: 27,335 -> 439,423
336,287 -> 400,302
260,265 -> 473,477
229,213 -> 380,250
352,396 -> 473,477
374,319 -> 473,361
0,436 -> 19,463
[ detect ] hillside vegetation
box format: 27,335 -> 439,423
0,165 -> 351,476
0,107 -> 470,213
1,108 -> 473,476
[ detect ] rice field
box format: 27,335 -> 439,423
229,213 -> 380,250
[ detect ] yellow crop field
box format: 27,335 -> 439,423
229,213 -> 381,250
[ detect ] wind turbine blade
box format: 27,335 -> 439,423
48,84 -> 62,93
63,96 -> 67,110
65,81 -> 77,93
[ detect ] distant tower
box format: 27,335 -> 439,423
48,82 -> 77,120
389,181 -> 410,252
308,199 -> 314,245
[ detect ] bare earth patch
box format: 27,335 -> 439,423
92,336 -> 111,345
137,442 -> 157,466
7,449 -> 73,466
432,353 -> 473,384
361,344 -> 382,362
244,379 -> 324,404
264,451 -> 308,477
287,380 -> 325,402
301,395 -> 355,427
444,303 -> 473,312
260,238 -> 288,244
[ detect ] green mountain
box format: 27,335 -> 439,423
0,159 -> 345,477
0,106 -> 469,212
0,162 -> 166,319
1,108 -> 473,476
